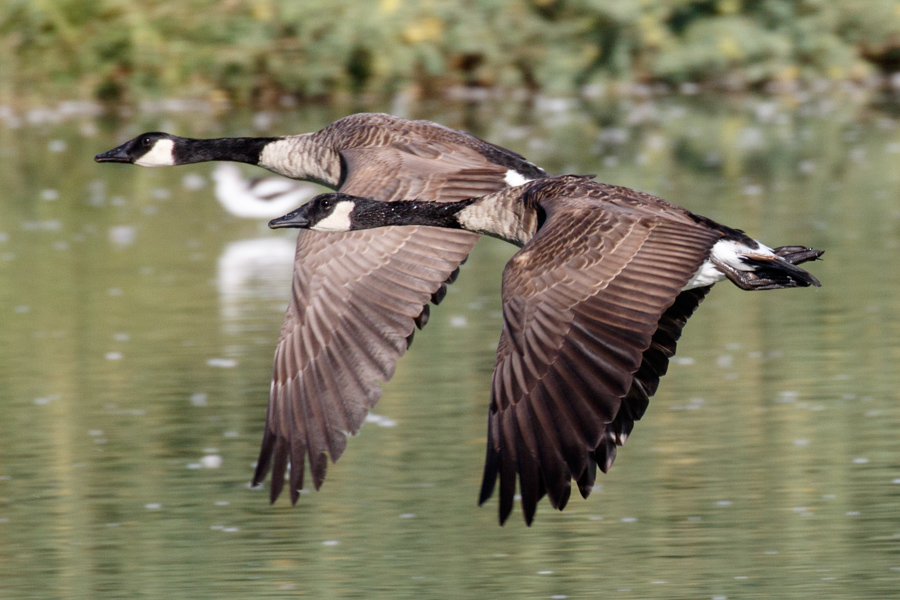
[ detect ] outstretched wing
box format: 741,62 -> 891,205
253,134 -> 543,503
478,202 -> 720,524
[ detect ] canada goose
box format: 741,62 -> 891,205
95,113 -> 547,504
269,175 -> 823,524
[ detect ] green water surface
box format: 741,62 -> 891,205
0,96 -> 897,599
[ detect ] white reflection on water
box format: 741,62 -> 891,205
365,413 -> 397,427
216,237 -> 294,333
212,163 -> 317,218
212,164 -> 302,334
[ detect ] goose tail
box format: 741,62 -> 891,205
772,245 -> 824,266
713,243 -> 823,291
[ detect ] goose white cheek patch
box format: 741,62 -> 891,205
311,202 -> 355,232
135,139 -> 176,167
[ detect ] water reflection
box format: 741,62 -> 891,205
217,236 -> 294,335
0,95 -> 898,598
210,164 -> 313,336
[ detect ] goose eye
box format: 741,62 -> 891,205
320,198 -> 332,210
142,137 -> 152,146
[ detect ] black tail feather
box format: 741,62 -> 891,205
773,245 -> 824,266
714,246 -> 823,291
741,256 -> 821,289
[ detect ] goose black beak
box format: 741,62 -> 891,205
269,207 -> 310,229
94,143 -> 132,163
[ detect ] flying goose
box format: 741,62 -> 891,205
95,113 -> 547,503
269,175 -> 823,524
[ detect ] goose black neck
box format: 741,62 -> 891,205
356,199 -> 475,230
176,137 -> 279,165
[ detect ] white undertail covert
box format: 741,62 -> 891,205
682,239 -> 777,290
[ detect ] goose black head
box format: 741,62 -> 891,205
269,193 -> 364,232
269,193 -> 469,232
95,132 -> 181,166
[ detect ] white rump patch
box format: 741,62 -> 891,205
682,239 -> 775,290
504,169 -> 532,187
135,139 -> 176,167
311,201 -> 355,232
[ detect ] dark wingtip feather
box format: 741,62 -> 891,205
498,444 -> 517,525
478,467 -> 497,507
251,429 -> 276,488
596,434 -> 617,474
555,483 -> 571,511
517,434 -> 541,526
413,304 -> 430,329
577,456 -> 597,499
445,265 -> 461,285
310,452 -> 328,491
523,508 -> 535,526
269,436 -> 289,503
478,423 -> 500,507
430,283 -> 448,306
289,441 -> 306,505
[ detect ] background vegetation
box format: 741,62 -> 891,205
3,0 -> 900,105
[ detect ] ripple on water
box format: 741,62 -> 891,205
182,174 -> 206,191
365,413 -> 396,427
109,226 -> 136,247
449,315 -> 468,328
199,455 -> 222,469
207,358 -> 238,368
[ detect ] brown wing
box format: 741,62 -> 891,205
253,137 -> 540,503
477,203 -> 721,524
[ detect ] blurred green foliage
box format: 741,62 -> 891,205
3,0 -> 900,105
